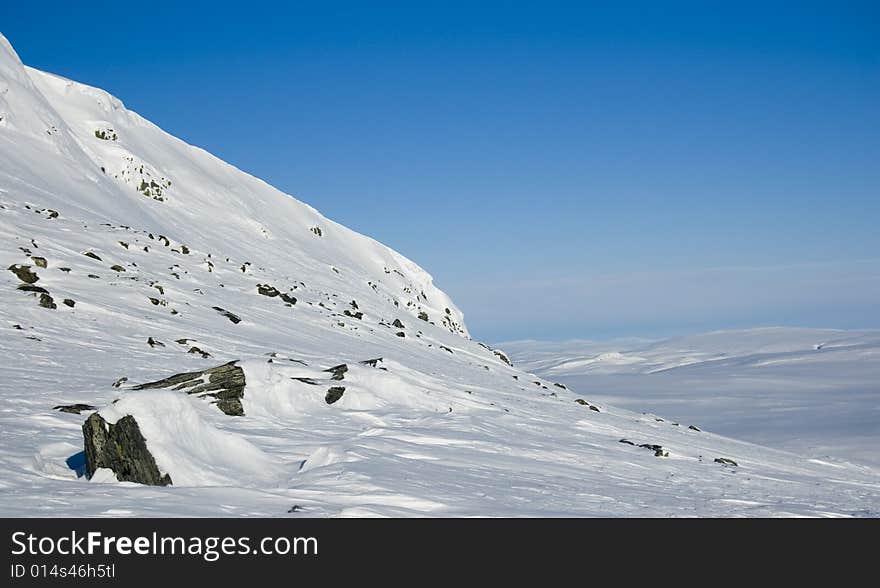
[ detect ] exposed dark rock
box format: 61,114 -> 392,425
62,299 -> 75,307
553,382 -> 567,389
134,361 -> 245,416
180,245 -> 190,254
343,310 -> 363,320
360,358 -> 383,367
350,300 -> 359,309
589,405 -> 600,412
212,307 -> 241,324
493,349 -> 512,366
392,318 -> 405,329
17,284 -> 48,294
292,377 -> 320,385
53,403 -> 96,414
418,311 -> 429,321
619,439 -> 636,446
325,386 -> 345,404
147,337 -> 164,348
574,399 -> 589,406
38,293 -> 56,309
88,274 -> 99,279
112,377 -> 128,388
257,284 -> 280,297
715,457 -> 738,467
188,346 -> 212,358
280,293 -> 297,305
175,338 -> 194,345
396,331 -> 405,338
59,267 -> 71,273
30,256 -> 47,268
82,413 -> 172,486
324,364 -> 348,381
110,264 -> 126,272
83,251 -> 102,261
8,264 -> 39,284
119,241 -> 129,249
688,425 -> 702,432
439,345 -> 453,353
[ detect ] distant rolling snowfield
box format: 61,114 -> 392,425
501,328 -> 880,468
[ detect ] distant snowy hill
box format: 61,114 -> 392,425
2,33 -> 878,516
503,328 -> 880,468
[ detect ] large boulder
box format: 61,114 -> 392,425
133,361 -> 246,416
82,413 -> 172,486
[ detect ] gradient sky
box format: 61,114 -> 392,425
3,1 -> 879,341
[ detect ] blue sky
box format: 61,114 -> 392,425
3,1 -> 879,341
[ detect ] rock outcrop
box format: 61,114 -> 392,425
133,361 -> 246,416
82,412 -> 172,486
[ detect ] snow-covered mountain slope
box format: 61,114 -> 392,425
2,34 -> 879,517
503,328 -> 880,468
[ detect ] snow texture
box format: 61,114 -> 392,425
1,34 -> 878,517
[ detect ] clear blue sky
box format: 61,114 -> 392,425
4,1 -> 879,341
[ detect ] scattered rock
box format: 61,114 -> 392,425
38,293 -> 57,309
212,307 -> 241,324
110,264 -> 126,272
715,458 -> 738,467
360,358 -> 383,367
82,413 -> 172,486
134,361 -> 245,416
619,439 -> 636,446
343,310 -> 363,320
493,349 -> 512,366
59,267 -> 71,273
147,337 -> 165,348
392,318 -> 405,329
8,264 -> 39,284
53,404 -> 96,414
62,298 -> 75,307
112,377 -> 128,388
17,284 -> 49,294
83,251 -> 102,261
292,377 -> 320,385
396,331 -> 405,338
325,386 -> 345,404
324,364 -> 348,381
280,293 -> 297,305
418,311 -> 429,321
257,284 -> 280,297
574,399 -> 589,406
30,256 -> 47,268
188,346 -> 212,358
688,425 -> 702,432
553,382 -> 567,389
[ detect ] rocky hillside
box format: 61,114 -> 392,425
2,33 -> 879,517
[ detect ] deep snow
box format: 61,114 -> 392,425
1,33 -> 878,517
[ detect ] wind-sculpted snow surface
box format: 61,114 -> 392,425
1,34 -> 879,516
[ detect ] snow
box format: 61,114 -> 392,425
1,33 -> 879,517
502,327 -> 880,468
